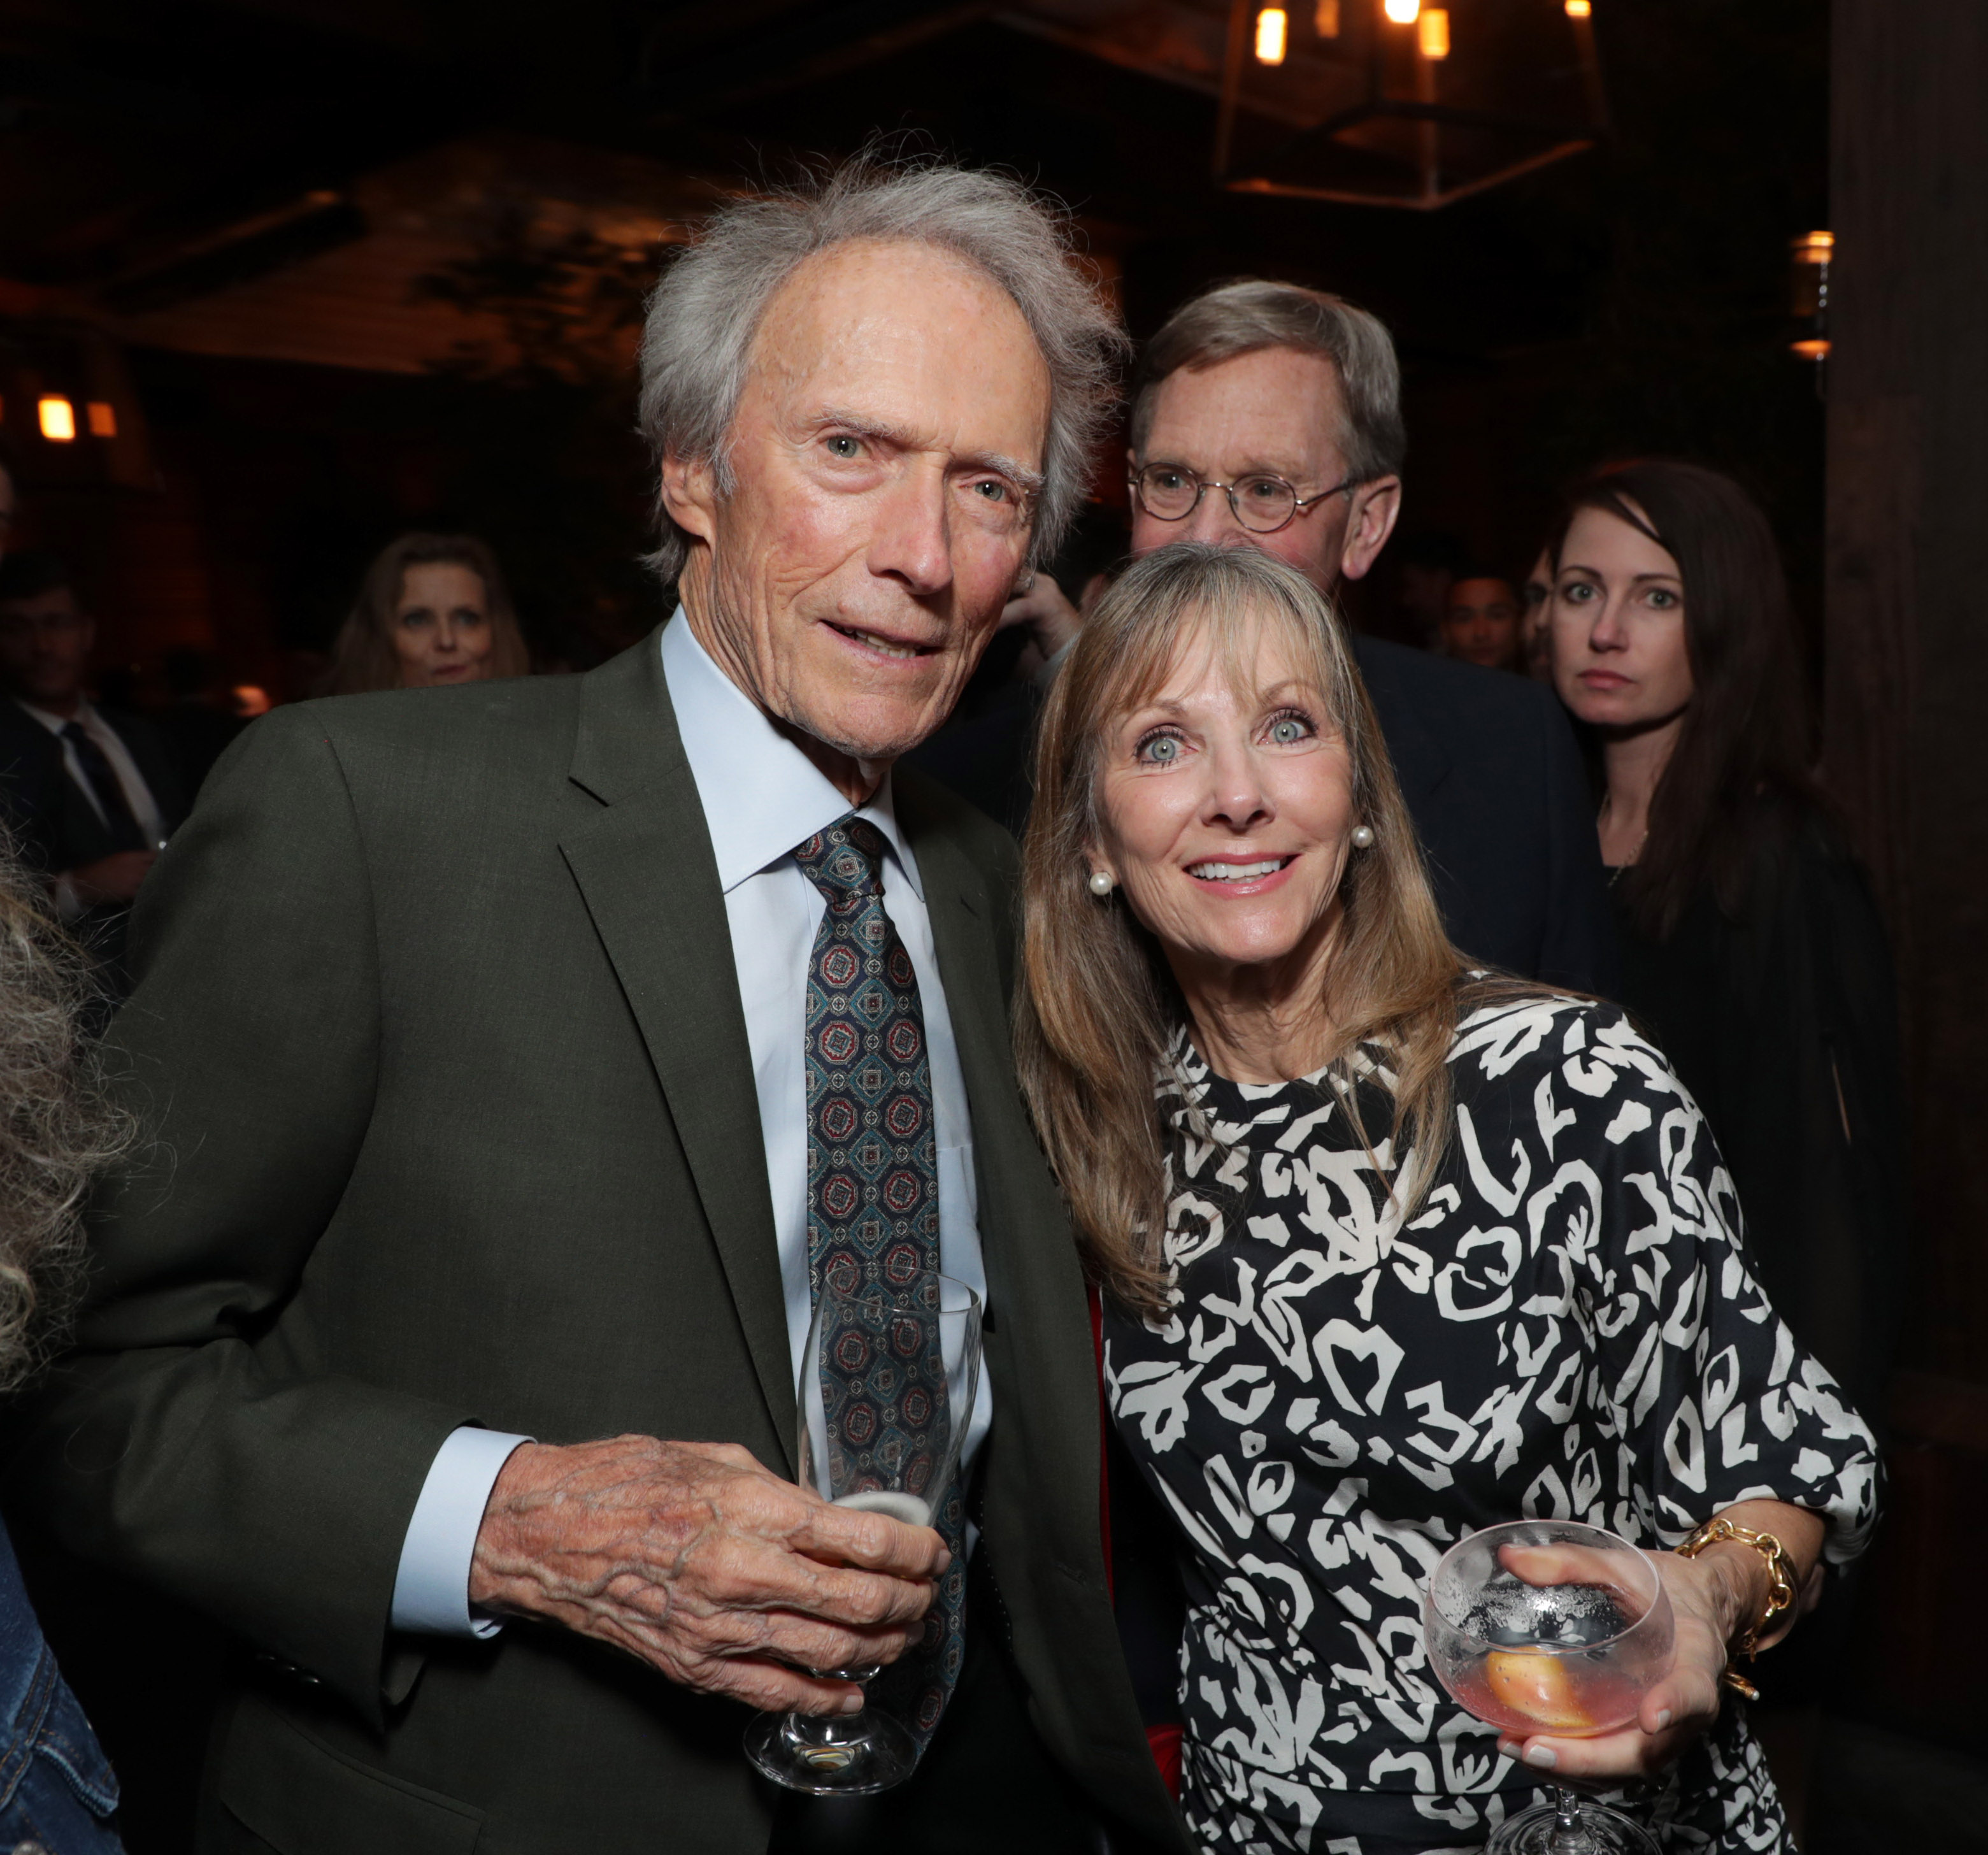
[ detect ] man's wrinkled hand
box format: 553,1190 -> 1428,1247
469,1436 -> 948,1715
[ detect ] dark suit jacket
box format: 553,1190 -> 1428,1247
4,638 -> 1180,1855
0,696 -> 186,871
0,697 -> 189,996
907,636 -> 1617,995
1348,637 -> 1616,994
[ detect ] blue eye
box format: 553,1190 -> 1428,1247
825,435 -> 861,459
1268,715 -> 1311,745
1138,733 -> 1181,766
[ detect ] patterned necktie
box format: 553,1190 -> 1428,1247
792,815 -> 964,1747
61,722 -> 146,853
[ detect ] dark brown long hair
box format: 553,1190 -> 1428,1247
1550,461 -> 1817,940
329,533 -> 529,695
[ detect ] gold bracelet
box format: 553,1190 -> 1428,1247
1675,1517 -> 1798,1696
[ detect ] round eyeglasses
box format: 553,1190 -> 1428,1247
1129,463 -> 1359,536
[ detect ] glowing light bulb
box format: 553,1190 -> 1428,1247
38,397 -> 75,443
85,401 -> 117,438
1254,6 -> 1288,63
1565,0 -> 1591,15
1315,0 -> 1341,34
1384,0 -> 1420,23
1417,7 -> 1448,56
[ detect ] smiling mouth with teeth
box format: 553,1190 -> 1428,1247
1187,857 -> 1294,882
830,622 -> 934,662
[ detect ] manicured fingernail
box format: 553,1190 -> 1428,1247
1524,1745 -> 1557,1770
1656,1708 -> 1673,1730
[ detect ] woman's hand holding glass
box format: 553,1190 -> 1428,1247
1492,1500 -> 1824,1784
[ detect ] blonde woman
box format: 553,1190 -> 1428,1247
1015,543 -> 1878,1854
327,533 -> 530,694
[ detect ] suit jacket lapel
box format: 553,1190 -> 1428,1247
558,637 -> 796,1470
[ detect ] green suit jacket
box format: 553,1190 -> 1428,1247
6,635 -> 1182,1855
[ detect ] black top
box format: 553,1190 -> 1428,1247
1610,809 -> 1906,1415
906,636 -> 1619,996
1105,996 -> 1879,1854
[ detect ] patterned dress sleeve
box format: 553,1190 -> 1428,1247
1486,1000 -> 1882,1565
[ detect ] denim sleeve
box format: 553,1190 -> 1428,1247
0,1647 -> 124,1855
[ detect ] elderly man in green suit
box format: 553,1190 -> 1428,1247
8,161 -> 1184,1855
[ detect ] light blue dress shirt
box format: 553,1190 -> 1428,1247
390,612 -> 994,1634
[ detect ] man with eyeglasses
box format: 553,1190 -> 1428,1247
0,550 -> 183,989
917,281 -> 1612,989
1121,279 -> 1613,991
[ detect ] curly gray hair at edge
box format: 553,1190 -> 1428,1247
1129,279 -> 1406,485
638,155 -> 1128,583
0,846 -> 127,1394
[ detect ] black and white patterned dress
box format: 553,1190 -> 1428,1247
1103,994 -> 1880,1855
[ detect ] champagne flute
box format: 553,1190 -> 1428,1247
743,1270 -> 982,1796
1422,1520 -> 1675,1855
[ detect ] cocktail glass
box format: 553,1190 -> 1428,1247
1423,1519 -> 1675,1854
743,1271 -> 982,1796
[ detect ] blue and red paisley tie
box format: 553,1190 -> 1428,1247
792,816 -> 964,1745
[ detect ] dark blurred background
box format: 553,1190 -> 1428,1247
1,3 -> 1982,1850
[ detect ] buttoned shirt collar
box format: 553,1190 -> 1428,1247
660,608 -> 922,901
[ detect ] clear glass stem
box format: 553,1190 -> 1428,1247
1549,1786 -> 1589,1854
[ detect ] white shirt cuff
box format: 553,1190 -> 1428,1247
390,1427 -> 533,1637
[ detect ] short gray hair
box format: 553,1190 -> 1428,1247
1129,280 -> 1406,483
638,156 -> 1127,583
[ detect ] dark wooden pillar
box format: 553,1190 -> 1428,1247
1826,0 -> 1988,1380
1824,0 -> 1988,1745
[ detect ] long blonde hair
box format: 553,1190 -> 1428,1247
329,532 -> 531,695
1015,543 -> 1471,1315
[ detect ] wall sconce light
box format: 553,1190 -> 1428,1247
1417,8 -> 1450,57
1383,0 -> 1420,24
1789,229 -> 1833,385
85,401 -> 117,438
1789,229 -> 1833,398
37,396 -> 76,443
1254,5 -> 1289,63
1565,0 -> 1591,15
1314,0 -> 1340,35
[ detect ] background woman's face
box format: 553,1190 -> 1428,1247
1093,614 -> 1357,982
1550,505 -> 1693,731
394,562 -> 496,688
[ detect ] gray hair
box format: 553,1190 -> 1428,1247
0,844 -> 129,1393
1129,279 -> 1406,483
638,156 -> 1128,582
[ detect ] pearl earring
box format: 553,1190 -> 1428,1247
1351,824 -> 1375,849
1088,870 -> 1115,897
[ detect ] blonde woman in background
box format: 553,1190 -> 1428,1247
1015,541 -> 1878,1854
327,533 -> 529,694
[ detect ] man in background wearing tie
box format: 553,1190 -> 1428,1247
0,550 -> 183,990
8,159 -> 1182,1855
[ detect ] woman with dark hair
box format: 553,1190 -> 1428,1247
327,533 -> 530,694
1548,459 -> 1904,1415
0,845 -> 129,1852
1018,541 -> 1878,1854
